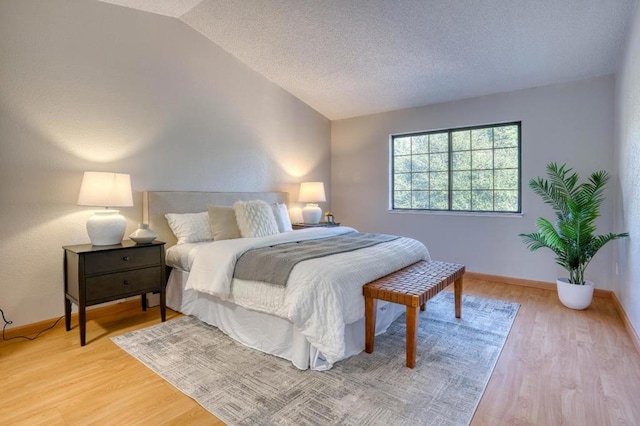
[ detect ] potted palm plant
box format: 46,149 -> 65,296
519,163 -> 628,310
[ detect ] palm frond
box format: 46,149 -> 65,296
519,232 -> 558,253
535,218 -> 565,250
528,177 -> 566,216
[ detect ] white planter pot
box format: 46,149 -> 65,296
556,278 -> 594,310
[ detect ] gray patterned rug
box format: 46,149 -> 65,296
112,293 -> 518,426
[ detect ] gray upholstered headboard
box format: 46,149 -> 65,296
143,191 -> 289,247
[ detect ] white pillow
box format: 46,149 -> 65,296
272,203 -> 293,232
165,212 -> 213,244
233,200 -> 280,238
207,205 -> 241,241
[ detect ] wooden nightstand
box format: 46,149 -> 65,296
292,222 -> 341,229
63,240 -> 167,346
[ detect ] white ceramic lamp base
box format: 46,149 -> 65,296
86,210 -> 127,245
302,204 -> 322,224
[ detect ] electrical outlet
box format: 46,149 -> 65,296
615,263 -> 619,275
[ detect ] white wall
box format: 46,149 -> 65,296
332,76 -> 617,287
0,0 -> 330,328
615,2 -> 640,335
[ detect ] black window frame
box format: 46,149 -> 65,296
390,121 -> 522,213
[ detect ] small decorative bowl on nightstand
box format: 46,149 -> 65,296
129,224 -> 158,244
130,236 -> 157,244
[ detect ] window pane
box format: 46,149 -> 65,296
494,169 -> 518,190
429,153 -> 448,171
411,154 -> 429,172
452,171 -> 471,190
495,190 -> 519,212
452,131 -> 470,151
394,191 -> 411,208
429,133 -> 448,153
494,125 -> 518,148
412,191 -> 429,209
411,135 -> 429,154
472,149 -> 493,170
472,190 -> 493,211
394,137 -> 411,155
394,173 -> 411,191
472,170 -> 493,190
472,128 -> 493,149
452,151 -> 471,170
430,191 -> 448,209
452,190 -> 471,210
494,147 -> 518,169
412,173 -> 429,190
430,172 -> 449,190
394,155 -> 411,173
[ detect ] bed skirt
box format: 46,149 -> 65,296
166,269 -> 405,370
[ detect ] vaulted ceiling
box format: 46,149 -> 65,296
99,0 -> 636,120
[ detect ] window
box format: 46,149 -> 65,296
391,122 -> 521,213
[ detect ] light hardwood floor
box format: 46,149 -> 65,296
1,278 -> 639,425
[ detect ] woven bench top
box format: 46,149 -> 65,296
363,260 -> 465,308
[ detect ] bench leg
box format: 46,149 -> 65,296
406,305 -> 418,368
364,296 -> 377,354
455,276 -> 463,318
420,303 -> 426,311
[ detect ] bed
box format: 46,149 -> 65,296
145,191 -> 430,370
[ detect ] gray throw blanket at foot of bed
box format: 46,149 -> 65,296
233,232 -> 400,286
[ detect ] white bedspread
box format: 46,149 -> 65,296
185,227 -> 430,365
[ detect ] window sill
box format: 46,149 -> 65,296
388,209 -> 524,218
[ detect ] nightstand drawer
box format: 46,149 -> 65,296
84,246 -> 161,274
85,267 -> 161,302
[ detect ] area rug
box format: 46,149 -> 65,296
112,293 -> 519,425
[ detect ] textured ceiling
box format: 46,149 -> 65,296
99,0 -> 636,120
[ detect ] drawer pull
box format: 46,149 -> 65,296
122,256 -> 130,261
123,280 -> 130,285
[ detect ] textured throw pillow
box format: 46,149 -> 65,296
165,212 -> 214,244
233,200 -> 280,238
272,203 -> 293,233
207,204 -> 241,241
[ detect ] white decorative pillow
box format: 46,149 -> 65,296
272,203 -> 293,232
165,212 -> 213,244
207,205 -> 241,241
233,200 -> 280,238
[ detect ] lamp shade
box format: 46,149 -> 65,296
77,172 -> 133,246
77,172 -> 133,207
299,182 -> 326,224
299,182 -> 326,203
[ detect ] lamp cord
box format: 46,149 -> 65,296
1,308 -> 64,341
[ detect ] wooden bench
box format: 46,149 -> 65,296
363,260 -> 465,368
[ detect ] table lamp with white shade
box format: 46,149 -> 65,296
299,181 -> 326,224
77,171 -> 133,246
